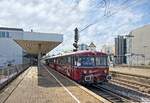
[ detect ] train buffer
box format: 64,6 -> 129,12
0,65 -> 110,103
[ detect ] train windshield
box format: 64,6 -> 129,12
75,56 -> 95,67
75,56 -> 108,67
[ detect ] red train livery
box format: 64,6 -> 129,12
45,50 -> 111,84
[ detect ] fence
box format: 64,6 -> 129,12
0,63 -> 30,89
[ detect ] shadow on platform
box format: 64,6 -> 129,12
38,65 -> 76,88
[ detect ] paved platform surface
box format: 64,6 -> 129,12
110,66 -> 150,77
0,65 -> 102,103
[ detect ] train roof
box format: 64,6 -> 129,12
46,50 -> 107,59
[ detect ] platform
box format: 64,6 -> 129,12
0,65 -> 107,103
110,66 -> 150,77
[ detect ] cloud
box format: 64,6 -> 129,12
0,0 -> 149,54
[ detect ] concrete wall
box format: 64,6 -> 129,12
0,29 -> 24,68
23,32 -> 63,42
0,38 -> 23,67
0,28 -> 63,67
126,25 -> 150,65
0,30 -> 23,39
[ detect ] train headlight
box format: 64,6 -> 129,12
89,70 -> 92,73
106,75 -> 112,80
104,70 -> 107,74
83,70 -> 87,74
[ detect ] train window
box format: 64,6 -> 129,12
81,57 -> 95,67
71,56 -> 74,65
62,57 -> 68,64
67,56 -> 71,64
74,56 -> 80,66
54,59 -> 56,63
55,58 -> 58,63
58,58 -> 61,64
49,59 -> 54,63
66,57 -> 68,64
74,56 -> 95,67
60,57 -> 64,64
96,56 -> 108,66
74,56 -> 77,66
64,57 -> 67,64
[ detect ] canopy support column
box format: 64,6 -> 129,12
38,44 -> 41,67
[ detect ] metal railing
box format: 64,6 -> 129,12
0,64 -> 30,89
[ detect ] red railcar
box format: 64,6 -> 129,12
46,50 -> 111,84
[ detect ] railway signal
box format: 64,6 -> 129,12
73,27 -> 79,51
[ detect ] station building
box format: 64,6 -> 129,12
115,24 -> 150,66
126,24 -> 150,66
0,27 -> 63,68
78,42 -> 96,51
78,44 -> 89,50
115,35 -> 127,64
0,28 -> 24,67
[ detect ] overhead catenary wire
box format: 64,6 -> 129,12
68,0 -> 82,12
79,0 -> 144,33
96,1 -> 150,37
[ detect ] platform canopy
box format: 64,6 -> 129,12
14,32 -> 63,54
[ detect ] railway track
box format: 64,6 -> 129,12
88,84 -> 130,103
87,82 -> 150,103
110,71 -> 150,94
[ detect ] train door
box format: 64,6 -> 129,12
72,55 -> 81,81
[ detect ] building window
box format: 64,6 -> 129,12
0,31 -> 10,38
2,32 -> 5,37
6,32 -> 9,38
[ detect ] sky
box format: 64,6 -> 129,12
0,0 -> 150,54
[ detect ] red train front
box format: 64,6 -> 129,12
45,51 -> 111,84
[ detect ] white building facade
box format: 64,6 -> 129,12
0,28 -> 24,67
101,44 -> 115,54
126,25 -> 150,66
78,44 -> 89,50
88,42 -> 96,51
0,27 -> 63,68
